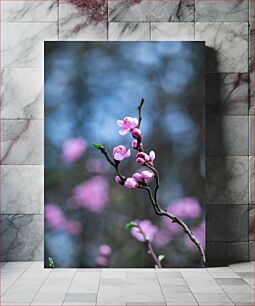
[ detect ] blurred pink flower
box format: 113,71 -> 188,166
162,219 -> 182,235
86,158 -> 108,174
65,220 -> 82,235
73,176 -> 109,212
62,137 -> 87,162
154,229 -> 172,247
167,197 -> 202,219
113,145 -> 130,161
131,220 -> 158,242
99,244 -> 112,257
132,172 -> 143,183
117,117 -> 138,135
124,177 -> 138,189
131,128 -> 142,139
45,204 -> 66,230
184,222 -> 205,250
136,151 -> 155,165
96,256 -> 108,267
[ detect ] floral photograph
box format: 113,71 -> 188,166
44,41 -> 205,268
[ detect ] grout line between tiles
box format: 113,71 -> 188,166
61,268 -> 78,305
29,267 -> 53,305
1,261 -> 33,295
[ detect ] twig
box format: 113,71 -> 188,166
138,98 -> 144,128
95,98 -> 206,266
133,223 -> 162,268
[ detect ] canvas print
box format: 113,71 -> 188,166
44,41 -> 205,268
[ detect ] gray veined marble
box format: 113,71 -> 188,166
206,73 -> 248,116
1,68 -> 43,119
151,22 -> 194,40
195,22 -> 248,73
109,22 -> 150,41
206,204 -> 249,242
249,204 -> 254,241
249,25 -> 254,114
59,1 -> 107,40
205,156 -> 248,204
0,214 -> 43,261
249,156 -> 254,205
1,119 -> 43,165
1,22 -> 57,68
227,242 -> 249,262
250,0 -> 254,22
1,0 -> 58,22
196,0 -> 248,22
108,0 -> 195,22
206,116 -> 248,156
206,242 -> 227,263
1,165 -> 43,214
249,116 -> 254,155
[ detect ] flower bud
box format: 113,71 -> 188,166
131,128 -> 142,140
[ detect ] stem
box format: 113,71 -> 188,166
138,98 -> 144,128
96,98 -> 206,266
134,224 -> 162,268
99,147 -> 125,180
141,186 -> 206,266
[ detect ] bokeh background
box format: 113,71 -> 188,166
44,41 -> 205,268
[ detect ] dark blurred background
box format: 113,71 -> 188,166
44,41 -> 205,268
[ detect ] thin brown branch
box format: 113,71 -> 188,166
134,223 -> 162,268
137,98 -> 144,128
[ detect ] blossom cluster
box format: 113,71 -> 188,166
113,116 -> 156,189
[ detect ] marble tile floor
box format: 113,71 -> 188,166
0,262 -> 254,305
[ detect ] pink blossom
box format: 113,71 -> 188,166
99,244 -> 112,257
62,137 -> 87,162
141,170 -> 154,182
65,220 -> 82,235
131,220 -> 158,242
132,172 -> 143,182
124,177 -> 138,189
131,128 -> 142,139
136,157 -> 145,165
113,145 -> 131,161
117,117 -> 138,135
136,151 -> 155,165
132,140 -> 138,149
86,158 -> 108,174
96,256 -> 108,267
72,176 -> 109,212
45,204 -> 66,230
167,197 -> 202,219
132,171 -> 154,185
115,175 -> 122,184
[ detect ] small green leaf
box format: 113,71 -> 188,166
48,257 -> 55,267
158,255 -> 165,262
125,222 -> 136,230
93,143 -> 104,149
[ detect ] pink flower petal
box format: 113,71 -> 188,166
125,149 -> 131,158
149,151 -> 155,161
113,153 -> 124,161
117,120 -> 123,127
119,128 -> 130,136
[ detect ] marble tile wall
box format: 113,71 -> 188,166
0,0 -> 254,264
